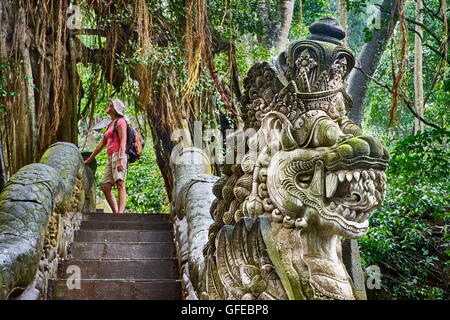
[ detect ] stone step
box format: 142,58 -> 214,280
83,213 -> 172,222
75,230 -> 173,242
57,259 -> 179,280
80,220 -> 172,230
70,242 -> 175,259
48,279 -> 182,300
49,211 -> 181,300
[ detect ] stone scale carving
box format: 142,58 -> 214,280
0,142 -> 96,300
35,173 -> 85,298
173,17 -> 389,300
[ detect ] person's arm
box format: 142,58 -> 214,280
84,136 -> 107,164
117,121 -> 127,171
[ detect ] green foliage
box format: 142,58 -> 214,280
362,0 -> 448,136
92,138 -> 169,213
290,0 -> 330,42
0,61 -> 19,115
77,63 -> 110,117
360,129 -> 450,300
125,143 -> 170,213
341,0 -> 450,300
209,0 -> 265,37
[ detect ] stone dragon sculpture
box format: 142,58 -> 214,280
173,17 -> 389,300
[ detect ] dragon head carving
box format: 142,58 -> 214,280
242,16 -> 389,239
203,17 -> 389,300
265,110 -> 389,238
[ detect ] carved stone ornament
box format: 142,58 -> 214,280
173,17 -> 389,300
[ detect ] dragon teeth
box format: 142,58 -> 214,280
362,171 -> 369,180
343,207 -> 351,219
346,172 -> 353,182
349,210 -> 356,221
326,173 -> 338,198
332,169 -> 385,183
358,179 -> 364,190
325,169 -> 386,220
360,212 -> 369,222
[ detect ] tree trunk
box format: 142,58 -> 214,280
299,0 -> 303,27
0,0 -> 80,177
336,0 -> 348,47
150,125 -> 175,201
347,0 -> 398,126
275,0 -> 295,52
258,0 -> 275,46
19,11 -> 38,161
413,0 -> 424,134
0,139 -> 6,191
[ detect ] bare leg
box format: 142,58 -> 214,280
102,183 -> 118,213
116,179 -> 127,213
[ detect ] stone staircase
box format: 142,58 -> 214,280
48,213 -> 182,300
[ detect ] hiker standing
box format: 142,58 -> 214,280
85,98 -> 128,213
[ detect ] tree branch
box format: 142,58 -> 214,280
377,3 -> 443,45
353,66 -> 447,132
275,0 -> 295,51
70,28 -> 107,36
347,0 -> 399,126
407,27 -> 450,64
404,17 -> 442,45
210,27 -> 242,101
422,1 -> 444,23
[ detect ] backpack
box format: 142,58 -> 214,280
113,119 -> 144,164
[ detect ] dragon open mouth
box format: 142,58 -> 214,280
324,168 -> 386,223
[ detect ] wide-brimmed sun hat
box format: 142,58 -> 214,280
110,98 -> 125,116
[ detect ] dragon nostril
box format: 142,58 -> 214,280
335,144 -> 353,158
325,152 -> 338,164
351,138 -> 371,157
336,137 -> 371,158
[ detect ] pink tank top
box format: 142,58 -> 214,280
104,118 -> 127,156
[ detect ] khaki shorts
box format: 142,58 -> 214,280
103,152 -> 128,185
